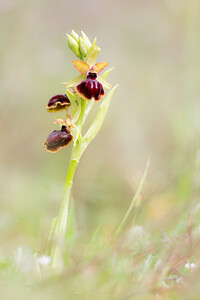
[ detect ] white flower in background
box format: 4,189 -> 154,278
37,255 -> 51,266
184,261 -> 197,270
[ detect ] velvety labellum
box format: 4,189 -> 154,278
76,72 -> 104,101
44,126 -> 73,153
46,94 -> 70,112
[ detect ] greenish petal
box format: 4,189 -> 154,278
66,74 -> 86,88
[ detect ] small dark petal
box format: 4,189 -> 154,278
44,125 -> 73,153
76,79 -> 104,101
46,94 -> 70,112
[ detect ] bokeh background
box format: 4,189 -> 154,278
0,0 -> 200,258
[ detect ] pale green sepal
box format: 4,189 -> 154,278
66,89 -> 77,102
66,34 -> 82,59
81,31 -> 92,49
79,37 -> 88,57
66,74 -> 85,88
101,67 -> 114,80
97,75 -> 111,89
86,45 -> 100,66
71,85 -> 118,162
71,30 -> 79,43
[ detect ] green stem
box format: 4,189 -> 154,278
50,100 -> 87,271
76,99 -> 86,131
50,158 -> 78,270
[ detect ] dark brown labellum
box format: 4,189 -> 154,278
46,94 -> 70,112
76,78 -> 104,101
44,125 -> 73,153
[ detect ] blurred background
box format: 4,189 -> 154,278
0,0 -> 200,257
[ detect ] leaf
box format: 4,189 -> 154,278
97,75 -> 111,89
83,85 -> 118,144
112,159 -> 150,240
47,217 -> 58,256
101,67 -> 114,80
84,224 -> 101,259
71,85 -> 118,162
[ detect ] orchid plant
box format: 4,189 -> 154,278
44,30 -> 118,271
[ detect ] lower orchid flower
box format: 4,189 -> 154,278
43,125 -> 73,153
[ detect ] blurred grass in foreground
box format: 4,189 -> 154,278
0,175 -> 199,300
1,161 -> 200,300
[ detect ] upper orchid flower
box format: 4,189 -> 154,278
65,60 -> 111,102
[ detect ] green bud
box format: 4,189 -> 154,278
71,30 -> 79,43
79,36 -> 88,57
86,45 -> 100,66
81,31 -> 92,49
66,34 -> 82,59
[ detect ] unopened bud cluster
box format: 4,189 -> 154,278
67,30 -> 93,60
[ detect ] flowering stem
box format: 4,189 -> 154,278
49,86 -> 118,271
50,101 -> 86,270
